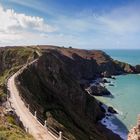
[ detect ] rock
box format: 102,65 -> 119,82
111,76 -> 116,80
1,46 -> 125,140
101,71 -> 112,78
106,113 -> 112,117
17,52 -> 110,140
135,65 -> 140,73
102,79 -> 111,83
99,104 -> 106,113
79,80 -> 90,90
89,85 -> 111,96
108,106 -> 118,114
114,60 -> 135,74
128,115 -> 140,140
106,116 -> 109,119
109,84 -> 114,86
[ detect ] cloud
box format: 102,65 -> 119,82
54,5 -> 140,35
0,5 -> 55,34
48,4 -> 140,49
0,4 -> 57,46
9,0 -> 58,17
98,5 -> 140,35
0,31 -> 49,46
0,2 -> 140,49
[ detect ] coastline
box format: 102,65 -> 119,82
100,103 -> 127,140
90,77 -> 128,140
95,73 -> 140,140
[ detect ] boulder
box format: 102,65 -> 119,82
111,76 -> 116,80
89,85 -> 111,96
109,84 -> 114,86
102,79 -> 110,83
108,106 -> 118,114
135,65 -> 140,73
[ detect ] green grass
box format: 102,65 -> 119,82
0,47 -> 41,100
0,112 -> 34,140
0,46 -> 41,140
0,124 -> 33,140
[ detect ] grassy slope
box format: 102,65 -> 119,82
0,46 -> 40,140
0,47 -> 40,100
0,110 -> 33,140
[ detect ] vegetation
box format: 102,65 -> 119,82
0,113 -> 34,140
0,46 -> 40,140
0,46 -> 41,101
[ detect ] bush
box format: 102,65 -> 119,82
7,116 -> 16,125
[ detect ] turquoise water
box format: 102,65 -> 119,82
96,50 -> 140,138
104,49 -> 140,65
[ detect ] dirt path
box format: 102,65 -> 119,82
7,61 -> 57,140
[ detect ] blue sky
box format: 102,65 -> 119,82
0,0 -> 140,49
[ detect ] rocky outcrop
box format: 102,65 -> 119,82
128,116 -> 140,140
108,107 -> 118,114
17,49 -> 122,140
135,65 -> 140,73
40,47 -> 135,81
1,46 -> 131,140
86,85 -> 111,96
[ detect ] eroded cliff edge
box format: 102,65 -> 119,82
15,46 -> 139,140
128,116 -> 140,140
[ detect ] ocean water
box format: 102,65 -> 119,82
96,49 -> 140,139
104,49 -> 140,66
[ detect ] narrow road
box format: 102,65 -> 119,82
7,60 -> 57,140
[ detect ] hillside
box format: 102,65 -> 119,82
15,45 -> 137,140
0,45 -> 138,140
0,47 -> 40,140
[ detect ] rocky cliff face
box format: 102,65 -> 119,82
128,116 -> 140,140
39,47 -> 135,80
1,46 -> 137,140
16,46 -> 127,140
135,65 -> 140,73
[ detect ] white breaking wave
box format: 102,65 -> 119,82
101,116 -> 127,140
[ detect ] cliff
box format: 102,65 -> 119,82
0,45 -> 138,140
16,46 -> 134,140
135,65 -> 140,73
38,46 -> 135,80
128,116 -> 140,140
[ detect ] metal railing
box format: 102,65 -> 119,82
5,59 -> 69,140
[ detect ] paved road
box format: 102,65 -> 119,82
7,61 -> 56,140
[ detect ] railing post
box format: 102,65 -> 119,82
34,111 -> 37,118
26,127 -> 29,133
59,131 -> 62,140
44,120 -> 47,127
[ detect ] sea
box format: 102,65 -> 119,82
95,49 -> 140,140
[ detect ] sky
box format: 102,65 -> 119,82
0,0 -> 140,49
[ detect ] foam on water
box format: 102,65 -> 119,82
100,104 -> 127,140
101,116 -> 127,140
98,49 -> 140,139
